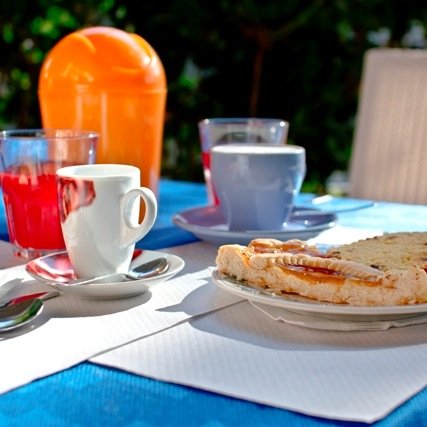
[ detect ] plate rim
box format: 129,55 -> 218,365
212,269 -> 427,317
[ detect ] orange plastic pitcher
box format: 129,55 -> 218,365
38,27 -> 167,195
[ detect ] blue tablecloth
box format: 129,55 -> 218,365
0,180 -> 426,426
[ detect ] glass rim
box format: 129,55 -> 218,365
211,143 -> 305,154
198,118 -> 289,127
0,128 -> 99,141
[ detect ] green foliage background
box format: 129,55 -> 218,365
1,0 -> 426,192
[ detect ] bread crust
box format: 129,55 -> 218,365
215,234 -> 427,306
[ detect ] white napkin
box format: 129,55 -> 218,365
250,301 -> 427,331
0,242 -> 239,394
92,298 -> 427,423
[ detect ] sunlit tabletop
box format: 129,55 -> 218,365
0,179 -> 426,426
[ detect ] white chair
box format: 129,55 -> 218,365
348,48 -> 427,204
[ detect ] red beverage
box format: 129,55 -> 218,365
1,162 -> 65,251
201,151 -> 219,205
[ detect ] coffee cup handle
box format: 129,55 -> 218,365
119,187 -> 157,247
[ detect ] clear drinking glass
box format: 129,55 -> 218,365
0,129 -> 98,259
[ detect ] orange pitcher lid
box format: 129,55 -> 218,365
39,26 -> 166,93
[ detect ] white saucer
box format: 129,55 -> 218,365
173,205 -> 337,245
212,270 -> 427,330
25,250 -> 185,300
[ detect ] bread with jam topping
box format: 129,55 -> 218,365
215,233 -> 427,306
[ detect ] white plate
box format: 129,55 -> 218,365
25,250 -> 185,300
173,205 -> 337,246
212,270 -> 427,324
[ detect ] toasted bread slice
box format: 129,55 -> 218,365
215,233 -> 427,306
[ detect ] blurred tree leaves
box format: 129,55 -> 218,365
1,0 -> 426,191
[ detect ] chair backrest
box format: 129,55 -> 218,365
348,48 -> 427,204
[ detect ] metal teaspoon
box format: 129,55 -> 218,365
56,256 -> 170,286
0,292 -> 59,332
0,258 -> 170,331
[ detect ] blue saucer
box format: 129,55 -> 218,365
172,205 -> 337,246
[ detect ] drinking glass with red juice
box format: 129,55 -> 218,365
0,129 -> 97,259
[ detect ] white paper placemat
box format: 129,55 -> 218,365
90,227 -> 427,424
0,242 -> 239,394
2,226 -> 419,423
92,297 -> 427,423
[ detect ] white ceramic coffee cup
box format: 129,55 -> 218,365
211,144 -> 306,231
56,164 -> 157,278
